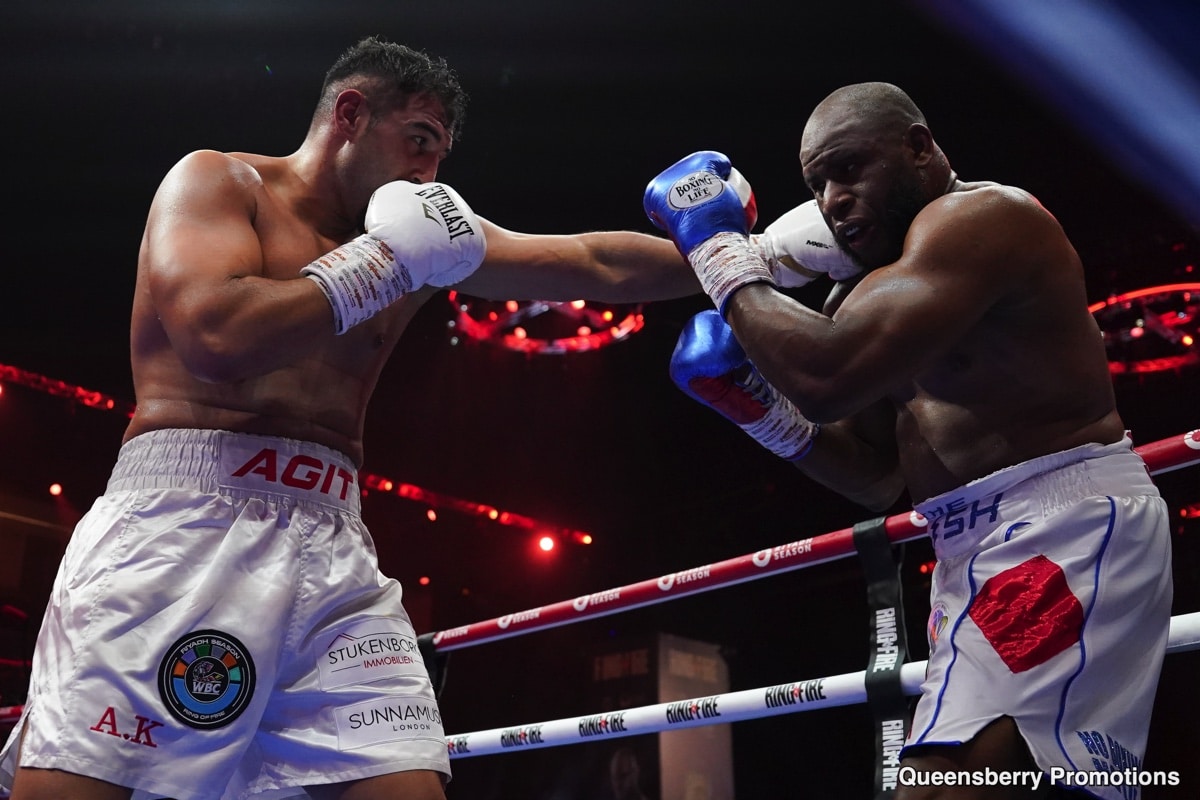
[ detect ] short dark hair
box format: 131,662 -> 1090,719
317,35 -> 468,140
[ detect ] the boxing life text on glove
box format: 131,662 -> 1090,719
670,309 -> 818,461
643,151 -> 773,314
302,181 -> 487,334
751,199 -> 863,288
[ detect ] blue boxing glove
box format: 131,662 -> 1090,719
670,309 -> 818,461
644,151 -> 751,253
644,151 -> 774,313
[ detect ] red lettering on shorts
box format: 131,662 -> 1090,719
231,448 -> 355,500
968,555 -> 1084,674
321,463 -> 355,500
131,715 -> 164,747
232,448 -> 279,481
90,706 -> 121,737
89,707 -> 166,748
281,454 -> 323,490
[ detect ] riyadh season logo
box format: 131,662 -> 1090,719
657,565 -> 712,592
752,540 -> 814,568
157,629 -> 255,729
497,609 -> 541,629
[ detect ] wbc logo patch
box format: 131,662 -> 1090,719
158,629 -> 256,729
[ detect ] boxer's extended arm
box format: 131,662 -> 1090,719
450,221 -> 700,303
455,160 -> 751,303
145,151 -> 335,383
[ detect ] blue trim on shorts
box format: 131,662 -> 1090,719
1003,521 -> 1031,542
917,551 -> 984,741
1051,496 -> 1118,773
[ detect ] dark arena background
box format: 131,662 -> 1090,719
2,1 -> 1199,797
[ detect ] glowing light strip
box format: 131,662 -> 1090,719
1087,282 -> 1200,312
445,612 -> 1200,758
0,363 -> 593,543
427,429 -> 1200,652
360,472 -> 593,542
0,364 -> 135,417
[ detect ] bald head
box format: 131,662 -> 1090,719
803,82 -> 927,156
799,80 -> 950,191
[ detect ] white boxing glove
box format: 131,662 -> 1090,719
750,200 -> 862,288
303,181 -> 487,334
726,167 -> 759,231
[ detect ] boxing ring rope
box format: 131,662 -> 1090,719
428,430 -> 1200,654
445,613 -> 1200,758
433,428 -> 1200,757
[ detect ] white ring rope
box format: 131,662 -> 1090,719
445,612 -> 1200,758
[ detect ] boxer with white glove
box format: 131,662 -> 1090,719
303,180 -> 486,334
643,151 -> 771,314
670,309 -> 818,461
752,199 -> 862,287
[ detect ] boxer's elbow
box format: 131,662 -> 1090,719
175,336 -> 249,384
169,312 -> 264,384
785,381 -> 860,426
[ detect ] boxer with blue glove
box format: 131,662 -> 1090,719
651,83 -> 1173,800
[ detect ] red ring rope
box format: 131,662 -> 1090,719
428,429 -> 1200,652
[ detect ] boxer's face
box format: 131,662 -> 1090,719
801,117 -> 921,270
337,90 -> 453,222
368,92 -> 452,185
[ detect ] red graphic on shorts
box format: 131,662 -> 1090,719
90,706 -> 165,748
968,555 -> 1084,674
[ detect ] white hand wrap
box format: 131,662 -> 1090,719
738,372 -> 820,460
750,199 -> 862,288
303,234 -> 412,334
688,232 -> 775,314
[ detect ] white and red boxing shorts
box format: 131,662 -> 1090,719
905,435 -> 1172,798
0,429 -> 449,800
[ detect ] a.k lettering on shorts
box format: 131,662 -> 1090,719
0,429 -> 449,800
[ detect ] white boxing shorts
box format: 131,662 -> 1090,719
903,435 -> 1172,799
0,429 -> 449,800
